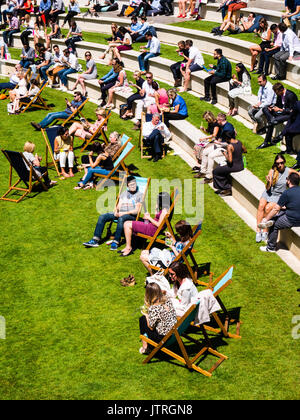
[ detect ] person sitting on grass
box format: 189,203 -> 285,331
140,220 -> 193,275
168,261 -> 198,317
30,91 -> 86,130
83,175 -> 144,250
54,126 -> 75,179
139,282 -> 177,354
120,191 -> 172,257
68,107 -> 107,140
74,131 -> 121,190
256,153 -> 299,243
22,141 -> 57,187
259,172 -> 300,253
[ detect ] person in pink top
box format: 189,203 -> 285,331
147,82 -> 169,114
120,192 -> 173,257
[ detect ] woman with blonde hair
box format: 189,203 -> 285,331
256,153 -> 298,242
69,107 -> 106,140
9,70 -> 28,113
139,282 -> 177,354
22,141 -> 57,186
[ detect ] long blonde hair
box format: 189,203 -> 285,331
144,283 -> 167,308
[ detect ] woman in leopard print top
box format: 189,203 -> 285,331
139,282 -> 177,354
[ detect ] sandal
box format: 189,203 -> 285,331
83,184 -> 93,190
74,183 -> 84,190
139,347 -> 150,354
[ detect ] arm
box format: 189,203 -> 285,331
144,208 -> 168,228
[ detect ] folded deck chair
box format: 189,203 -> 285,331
41,126 -> 61,176
94,139 -> 135,190
19,80 -> 50,113
140,301 -> 228,377
0,149 -> 48,203
136,188 -> 179,250
53,97 -> 89,127
204,265 -> 241,339
140,112 -> 166,159
80,110 -> 111,152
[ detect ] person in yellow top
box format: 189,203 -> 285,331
54,126 -> 75,179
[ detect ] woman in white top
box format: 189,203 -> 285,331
168,261 -> 198,317
249,17 -> 272,72
99,26 -> 132,65
9,70 -> 28,106
228,63 -> 251,116
105,65 -> 130,109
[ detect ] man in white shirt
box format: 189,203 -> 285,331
142,113 -> 171,161
272,22 -> 300,80
58,48 -> 80,91
138,31 -> 160,73
248,73 -> 276,133
133,71 -> 157,129
46,44 -> 64,87
180,39 -> 204,92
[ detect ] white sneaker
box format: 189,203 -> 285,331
255,232 -> 262,243
261,232 -> 268,241
60,86 -> 68,92
260,246 -> 276,253
258,219 -> 274,229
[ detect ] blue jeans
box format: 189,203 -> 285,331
138,52 -> 159,72
40,63 -> 53,81
3,29 -> 20,46
0,82 -> 17,91
58,68 -> 77,86
289,12 -> 300,33
93,212 -> 136,242
39,111 -> 70,128
20,59 -> 34,69
82,166 -> 111,185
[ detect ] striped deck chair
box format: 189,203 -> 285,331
204,266 -> 241,339
0,149 -> 48,203
140,301 -> 228,377
19,80 -> 50,113
94,138 -> 135,190
80,110 -> 111,152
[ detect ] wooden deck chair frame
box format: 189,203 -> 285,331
53,98 -> 89,127
80,110 -> 111,152
148,222 -> 212,287
0,149 -> 48,203
1,68 -> 32,95
139,112 -> 166,160
136,188 -> 179,250
19,80 -> 50,113
41,126 -> 61,176
94,139 -> 135,190
203,265 -> 241,339
140,302 -> 228,377
106,176 -> 151,239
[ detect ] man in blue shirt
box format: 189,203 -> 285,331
30,91 -> 86,130
259,172 -> 300,252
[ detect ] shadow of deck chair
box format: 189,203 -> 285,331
79,110 -> 111,152
19,80 -> 50,113
139,112 -> 166,159
136,188 -> 179,250
148,221 -> 212,286
94,138 -> 135,190
41,126 -> 61,176
53,97 -> 89,127
140,301 -> 228,377
105,175 -> 151,240
204,265 -> 241,339
0,149 -> 48,203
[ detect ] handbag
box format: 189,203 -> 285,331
146,271 -> 171,295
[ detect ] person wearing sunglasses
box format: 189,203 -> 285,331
70,51 -> 97,97
259,172 -> 300,253
256,153 -> 299,243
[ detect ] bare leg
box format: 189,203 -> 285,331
122,221 -> 133,255
140,250 -> 153,274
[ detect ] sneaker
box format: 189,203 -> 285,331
105,239 -> 114,245
255,231 -> 262,243
258,219 -> 274,229
260,246 -> 276,253
83,239 -> 99,247
261,232 -> 268,241
110,241 -> 119,250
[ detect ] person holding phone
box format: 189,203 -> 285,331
54,126 -> 75,179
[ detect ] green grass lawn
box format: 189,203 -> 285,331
0,83 -> 299,399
